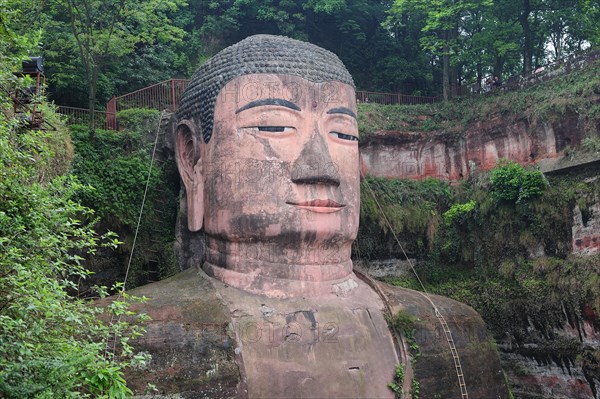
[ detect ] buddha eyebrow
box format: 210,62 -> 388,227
235,98 -> 301,114
326,107 -> 357,119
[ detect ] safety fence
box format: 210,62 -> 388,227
456,47 -> 600,96
56,105 -> 112,130
109,79 -> 188,112
57,46 -> 600,130
356,90 -> 440,105
58,80 -> 441,130
107,80 -> 440,112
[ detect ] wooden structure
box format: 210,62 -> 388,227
12,56 -> 47,129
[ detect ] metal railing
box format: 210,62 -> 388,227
57,105 -> 112,130
107,80 -> 440,112
59,81 -> 441,130
58,47 -> 600,130
455,47 -> 600,97
356,90 -> 440,105
111,79 -> 189,113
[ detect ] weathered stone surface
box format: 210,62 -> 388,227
360,111 -> 586,181
573,200 -> 600,256
213,271 -> 400,398
123,267 -> 401,398
119,266 -> 511,398
497,304 -> 600,399
378,283 -> 511,399
501,351 -> 596,399
354,259 -> 415,279
123,267 -> 240,398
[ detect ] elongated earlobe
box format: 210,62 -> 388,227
175,121 -> 204,231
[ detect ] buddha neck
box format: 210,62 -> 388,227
202,237 -> 356,298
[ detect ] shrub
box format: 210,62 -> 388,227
443,200 -> 476,225
69,122 -> 179,288
0,79 -> 146,398
490,160 -> 547,203
0,21 -> 149,395
70,125 -> 162,228
116,108 -> 161,135
355,177 -> 451,259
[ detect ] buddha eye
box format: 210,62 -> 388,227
241,126 -> 295,135
257,126 -> 292,133
330,131 -> 358,141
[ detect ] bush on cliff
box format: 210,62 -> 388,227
0,18 -> 146,397
355,176 -> 452,259
359,165 -> 600,385
69,114 -> 179,288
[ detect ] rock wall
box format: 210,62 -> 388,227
573,200 -> 600,256
358,115 -> 600,398
500,308 -> 600,399
360,111 -> 586,181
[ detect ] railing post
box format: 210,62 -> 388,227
171,80 -> 176,112
106,96 -> 117,130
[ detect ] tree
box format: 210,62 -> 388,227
518,0 -> 535,73
538,0 -> 587,61
51,0 -> 185,128
0,4 -> 148,396
389,0 -> 491,100
580,0 -> 600,45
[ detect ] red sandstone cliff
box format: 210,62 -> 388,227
360,109 -> 588,181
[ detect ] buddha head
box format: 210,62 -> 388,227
175,35 -> 360,297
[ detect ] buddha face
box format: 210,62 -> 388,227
176,73 -> 360,269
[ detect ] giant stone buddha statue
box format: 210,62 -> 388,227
122,35 -> 510,399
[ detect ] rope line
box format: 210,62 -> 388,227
105,110 -> 166,359
121,111 -> 165,291
361,174 -> 469,399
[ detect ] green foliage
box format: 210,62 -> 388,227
57,0 -> 185,113
6,0 -> 600,108
0,26 -> 148,396
358,56 -> 600,143
386,312 -> 421,398
490,160 -> 547,203
388,363 -> 405,397
387,310 -> 420,357
355,176 -> 451,259
428,167 -> 577,274
411,378 -> 420,399
443,200 -> 476,225
70,125 -> 161,227
69,115 -> 179,288
389,0 -> 490,54
378,166 -> 600,379
117,108 -> 161,135
358,103 -> 463,137
387,311 -> 416,337
582,137 -> 600,154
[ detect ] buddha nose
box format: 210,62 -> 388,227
291,131 -> 340,186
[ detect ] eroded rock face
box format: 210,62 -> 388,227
360,111 -> 586,181
499,308 -> 600,399
502,351 -> 596,399
121,266 -> 510,398
379,283 -> 510,399
573,201 -> 600,256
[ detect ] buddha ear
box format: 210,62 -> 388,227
175,120 -> 204,232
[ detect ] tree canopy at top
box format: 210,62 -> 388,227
5,0 -> 600,107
